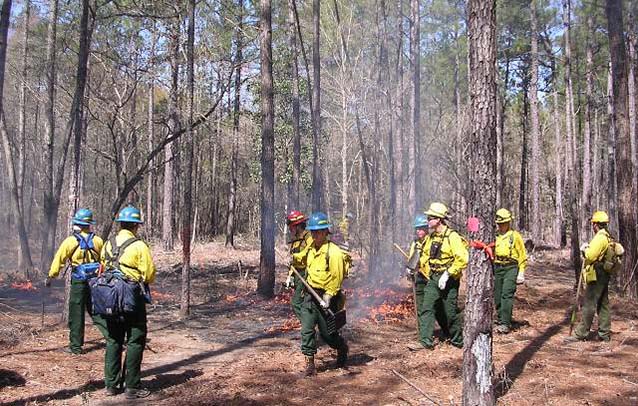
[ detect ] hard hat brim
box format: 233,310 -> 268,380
424,210 -> 446,219
306,224 -> 331,231
73,219 -> 95,226
116,218 -> 144,224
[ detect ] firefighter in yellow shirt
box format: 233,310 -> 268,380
46,208 -> 107,354
493,208 -> 528,334
100,205 -> 155,399
295,212 -> 348,376
566,211 -> 613,342
285,210 -> 313,319
412,202 -> 468,350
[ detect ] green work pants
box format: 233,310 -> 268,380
104,295 -> 147,390
291,269 -> 306,320
421,272 -> 463,348
494,264 -> 518,328
575,266 -> 611,340
299,292 -> 345,356
69,280 -> 108,353
414,273 -> 448,343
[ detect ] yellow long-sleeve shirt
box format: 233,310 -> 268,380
101,229 -> 156,284
407,238 -> 429,278
584,229 -> 610,269
305,241 -> 346,296
494,229 -> 528,274
289,230 -> 313,276
420,226 -> 468,279
49,232 -> 104,278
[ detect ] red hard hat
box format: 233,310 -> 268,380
286,210 -> 307,226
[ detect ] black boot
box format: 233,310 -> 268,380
304,355 -> 316,376
336,342 -> 349,368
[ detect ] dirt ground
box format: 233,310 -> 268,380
1,240 -> 638,406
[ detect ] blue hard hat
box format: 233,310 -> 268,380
306,212 -> 331,231
73,208 -> 95,226
413,213 -> 428,229
116,205 -> 144,224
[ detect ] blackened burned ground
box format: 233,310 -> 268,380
1,245 -> 638,405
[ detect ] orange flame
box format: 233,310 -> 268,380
265,317 -> 301,333
11,280 -> 36,291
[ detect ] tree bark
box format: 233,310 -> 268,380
606,0 -> 637,296
310,0 -> 322,210
581,4 -> 597,241
529,0 -> 541,241
40,0 -> 59,271
552,69 -> 565,247
180,0 -> 196,318
409,0 -> 419,215
17,0 -> 30,220
606,62 -> 619,232
563,0 -> 581,276
289,0 -> 301,209
68,0 -> 93,228
258,0 -> 275,298
226,0 -> 243,248
463,0 -> 496,403
147,82 -> 154,233
163,17 -> 180,251
628,9 -> 637,202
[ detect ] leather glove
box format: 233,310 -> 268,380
321,293 -> 332,309
580,243 -> 589,255
44,277 -> 51,288
516,272 -> 525,285
405,267 -> 415,279
284,275 -> 294,289
438,271 -> 450,290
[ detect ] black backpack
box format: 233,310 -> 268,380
89,237 -> 143,320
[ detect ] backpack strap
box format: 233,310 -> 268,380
71,232 -> 100,265
106,236 -> 140,273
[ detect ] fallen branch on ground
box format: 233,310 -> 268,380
391,369 -> 441,406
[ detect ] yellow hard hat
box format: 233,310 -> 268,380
425,202 -> 449,219
591,211 -> 609,224
495,208 -> 513,224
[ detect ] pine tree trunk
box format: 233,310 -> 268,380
163,17 -> 180,251
563,0 -> 581,277
395,0 -> 406,234
180,0 -> 196,318
463,0 -> 496,403
593,109 -> 601,209
581,5 -> 596,241
17,0 -> 29,220
147,82 -> 154,234
529,0 -> 541,242
68,0 -> 93,227
606,0 -> 638,297
519,71 -> 529,231
410,0 -> 423,209
553,76 -> 565,247
606,63 -> 619,231
226,2 -> 243,247
40,0 -> 59,271
310,0 -> 322,210
258,0 -> 275,298
289,0 -> 301,209
628,11 -> 637,201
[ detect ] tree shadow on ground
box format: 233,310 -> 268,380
495,313 -> 568,399
0,369 -> 26,389
2,331 -> 282,406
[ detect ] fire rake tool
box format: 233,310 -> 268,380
569,261 -> 586,336
288,266 -> 346,335
392,243 -> 420,334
